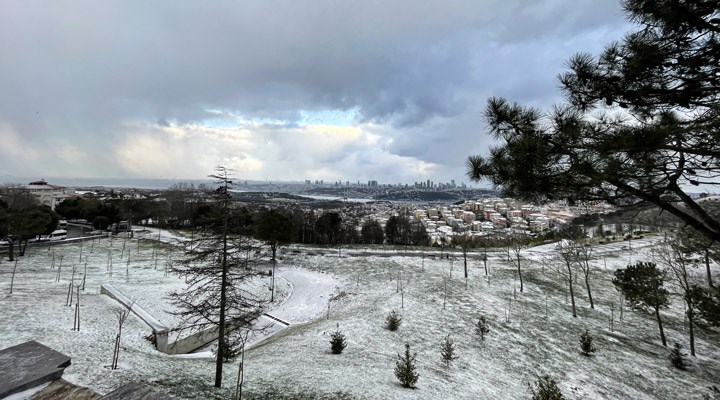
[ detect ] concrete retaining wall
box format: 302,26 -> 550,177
100,284 -> 223,355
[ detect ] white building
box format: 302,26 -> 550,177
24,180 -> 69,210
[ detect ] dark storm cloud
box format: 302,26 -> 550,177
0,0 -> 628,180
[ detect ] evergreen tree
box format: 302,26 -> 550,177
467,0 -> 720,243
395,343 -> 419,388
691,285 -> 720,327
530,375 -> 565,400
360,219 -> 385,244
255,209 -> 294,301
440,334 -> 458,367
168,166 -> 266,388
612,262 -> 670,346
385,215 -> 412,245
579,329 -> 596,356
255,209 -> 294,261
330,324 -> 347,354
475,316 -> 490,340
315,212 -> 342,245
669,342 -> 688,370
385,310 -> 402,331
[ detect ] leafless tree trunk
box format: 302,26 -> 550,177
234,330 -> 249,400
576,244 -> 594,309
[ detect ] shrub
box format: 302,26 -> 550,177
669,342 -> 688,370
530,375 -> 565,400
580,329 -> 596,356
475,316 -> 490,339
385,310 -> 401,331
330,324 -> 347,355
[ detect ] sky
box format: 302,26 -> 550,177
0,1 -> 630,185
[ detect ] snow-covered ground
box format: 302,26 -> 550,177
1,232 -> 718,399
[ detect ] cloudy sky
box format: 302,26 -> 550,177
0,1 -> 629,185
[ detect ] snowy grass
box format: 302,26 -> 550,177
1,233 -> 719,399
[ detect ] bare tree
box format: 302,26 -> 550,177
506,233 -> 528,293
477,236 -> 492,276
555,239 -> 578,318
680,222 -> 719,288
654,236 -> 700,356
454,230 -> 474,279
576,244 -> 595,309
111,303 -> 133,370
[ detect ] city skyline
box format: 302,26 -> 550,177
1,1 -> 628,184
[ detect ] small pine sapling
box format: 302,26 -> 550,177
475,316 -> 490,340
386,310 -> 402,331
330,324 -> 347,354
669,342 -> 688,370
580,329 -> 596,356
440,334 -> 458,367
219,336 -> 238,363
394,343 -> 419,388
529,375 -> 565,400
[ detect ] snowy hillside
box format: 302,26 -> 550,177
1,232 -> 718,399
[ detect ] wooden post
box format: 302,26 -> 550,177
234,342 -> 246,400
82,261 -> 87,291
66,281 -> 73,307
10,259 -> 18,294
56,255 -> 64,282
507,296 -> 512,322
73,286 -> 81,331
443,279 -> 447,310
